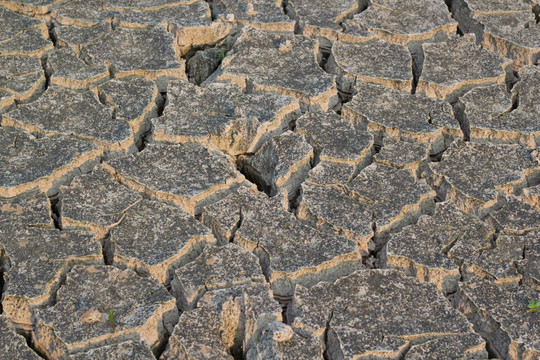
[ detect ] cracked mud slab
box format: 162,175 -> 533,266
430,139 -> 540,215
0,315 -> 41,359
343,82 -> 459,153
350,0 -> 457,45
0,54 -> 45,107
417,35 -> 512,101
210,27 -> 338,111
0,126 -> 102,197
103,142 -> 245,215
110,198 -> 214,284
286,0 -> 359,41
61,166 -> 143,235
50,0 -> 227,56
33,265 -> 178,358
290,270 -> 488,359
46,47 -> 109,90
2,2 -> 540,359
299,163 -> 436,254
202,188 -> 362,298
70,340 -> 155,360
329,39 -> 413,94
347,163 -> 436,233
452,0 -> 540,65
1,226 -> 102,329
162,282 -> 282,359
387,201 -> 495,293
152,80 -> 300,156
212,0 -> 294,32
455,276 -> 539,359
2,86 -> 135,154
84,25 -> 186,85
238,130 -> 313,199
172,243 -> 264,310
246,321 -> 324,360
458,65 -> 540,147
296,111 -> 374,166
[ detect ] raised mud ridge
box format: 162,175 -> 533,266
0,0 -> 539,359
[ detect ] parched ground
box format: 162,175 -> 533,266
0,0 -> 539,359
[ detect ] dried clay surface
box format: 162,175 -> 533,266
0,1 -> 539,359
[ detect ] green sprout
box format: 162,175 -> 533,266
219,49 -> 227,61
108,309 -> 115,332
527,299 -> 540,314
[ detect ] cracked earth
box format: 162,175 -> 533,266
0,0 -> 539,359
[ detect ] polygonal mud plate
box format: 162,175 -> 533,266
289,269 -> 488,359
103,142 -> 245,215
33,265 -> 178,358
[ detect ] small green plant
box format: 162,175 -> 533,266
219,49 -> 227,61
527,299 -> 540,314
108,309 -> 115,332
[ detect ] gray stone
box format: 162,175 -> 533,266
110,198 -> 214,284
238,131 -> 313,199
0,127 -> 102,197
0,315 -> 41,359
172,243 -> 264,310
490,195 -> 540,234
210,27 -> 338,111
430,139 -> 540,215
343,82 -> 459,154
1,227 -> 101,329
33,265 -> 178,358
152,80 -> 300,156
61,166 -> 142,236
2,86 -> 135,154
347,163 -> 436,233
85,25 -> 186,86
387,201 -> 495,293
289,270 -> 487,359
351,0 -> 457,45
328,39 -> 413,94
162,283 -> 282,359
455,277 -> 539,359
246,322 -> 324,360
417,35 -> 512,101
71,340 -> 155,360
297,183 -> 374,255
286,0 -> 358,41
296,111 -> 374,165
0,54 -> 45,103
46,47 -> 109,90
212,0 -> 294,32
202,187 -> 362,298
103,142 -> 245,215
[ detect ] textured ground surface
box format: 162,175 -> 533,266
0,0 -> 539,359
